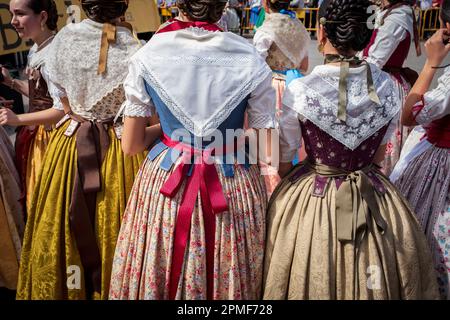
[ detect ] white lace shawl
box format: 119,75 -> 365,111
132,27 -> 272,137
256,13 -> 310,67
283,64 -> 401,150
45,19 -> 141,113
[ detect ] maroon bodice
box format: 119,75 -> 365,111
425,115 -> 450,148
28,68 -> 53,113
301,119 -> 389,171
363,29 -> 411,69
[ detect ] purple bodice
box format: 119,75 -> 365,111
301,120 -> 389,171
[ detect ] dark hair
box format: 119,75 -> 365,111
385,0 -> 415,6
176,0 -> 227,23
26,0 -> 58,31
267,0 -> 290,12
441,0 -> 450,24
319,0 -> 373,56
81,0 -> 129,23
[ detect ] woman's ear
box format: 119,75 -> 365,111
40,11 -> 48,30
318,25 -> 326,44
446,22 -> 450,32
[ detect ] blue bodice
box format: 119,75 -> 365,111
145,82 -> 251,177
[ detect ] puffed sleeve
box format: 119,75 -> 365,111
253,30 -> 273,61
121,60 -> 155,118
414,70 -> 450,125
45,75 -> 67,111
278,84 -> 302,163
365,19 -> 409,68
247,73 -> 276,129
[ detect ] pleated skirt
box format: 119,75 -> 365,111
394,146 -> 450,299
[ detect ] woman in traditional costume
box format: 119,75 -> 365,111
0,0 -> 150,300
362,0 -> 421,175
109,0 -> 275,300
253,0 -> 310,195
263,0 -> 439,299
391,4 -> 450,298
0,98 -> 24,293
1,0 -> 58,215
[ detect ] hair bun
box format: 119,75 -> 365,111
176,0 -> 227,23
320,0 -> 373,55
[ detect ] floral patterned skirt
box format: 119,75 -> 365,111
381,74 -> 411,176
394,145 -> 450,299
109,150 -> 268,300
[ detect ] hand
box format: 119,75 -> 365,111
0,107 -> 19,126
0,96 -> 13,108
0,65 -> 12,85
424,29 -> 450,67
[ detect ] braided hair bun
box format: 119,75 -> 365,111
267,0 -> 290,12
81,0 -> 129,23
319,0 -> 373,56
176,0 -> 227,23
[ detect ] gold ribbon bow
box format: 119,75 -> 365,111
309,163 -> 388,243
324,54 -> 381,123
97,22 -> 134,75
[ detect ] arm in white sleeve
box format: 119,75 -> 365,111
46,78 -> 67,111
247,73 -> 276,129
365,20 -> 409,68
278,104 -> 302,163
121,60 -> 155,118
415,70 -> 450,125
253,31 -> 273,61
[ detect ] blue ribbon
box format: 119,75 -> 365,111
279,9 -> 297,19
286,69 -> 303,86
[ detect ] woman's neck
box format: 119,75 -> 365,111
33,29 -> 54,49
176,11 -> 193,22
323,41 -> 357,64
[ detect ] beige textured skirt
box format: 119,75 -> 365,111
263,163 -> 440,300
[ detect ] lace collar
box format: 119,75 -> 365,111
284,64 -> 401,150
132,27 -> 271,137
46,19 -> 141,112
257,12 -> 310,67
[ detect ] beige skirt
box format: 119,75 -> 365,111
263,163 -> 440,300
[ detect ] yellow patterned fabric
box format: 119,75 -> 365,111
26,125 -> 51,214
0,198 -> 20,290
0,126 -> 24,290
16,121 -> 145,299
263,164 -> 440,300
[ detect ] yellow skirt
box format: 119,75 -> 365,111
0,127 -> 24,290
16,121 -> 146,300
26,125 -> 51,214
